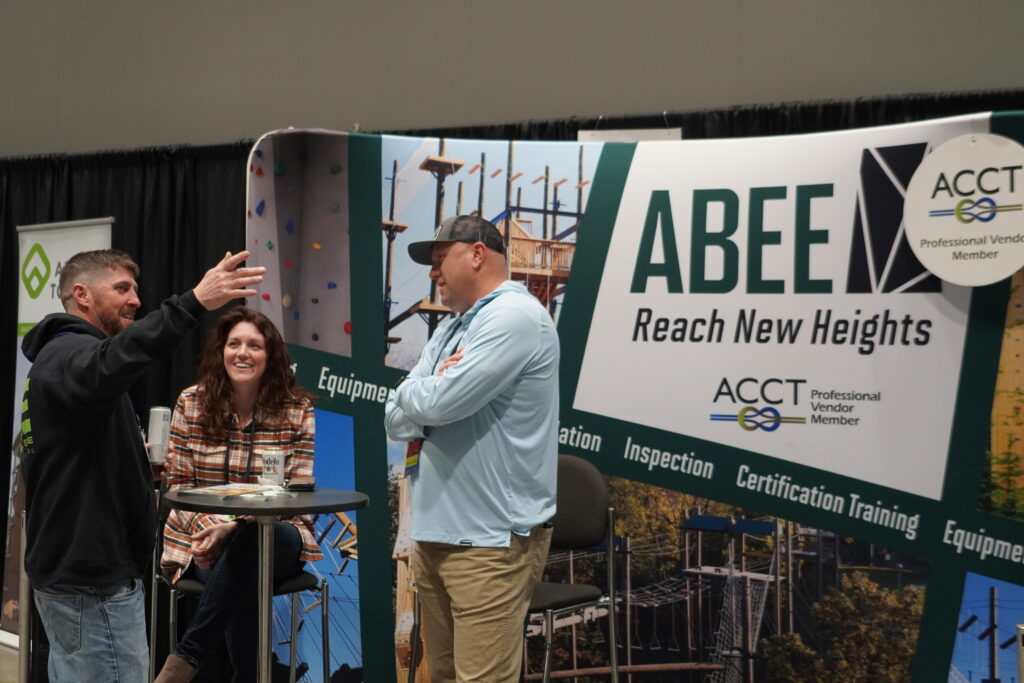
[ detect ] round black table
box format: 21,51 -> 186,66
163,487 -> 369,683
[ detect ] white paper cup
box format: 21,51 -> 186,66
147,407 -> 171,464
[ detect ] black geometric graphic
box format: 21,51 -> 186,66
846,142 -> 942,293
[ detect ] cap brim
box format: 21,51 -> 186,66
407,240 -> 437,266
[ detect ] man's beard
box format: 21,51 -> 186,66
97,309 -> 131,337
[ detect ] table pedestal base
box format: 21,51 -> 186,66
257,515 -> 275,683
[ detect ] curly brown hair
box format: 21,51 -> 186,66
195,307 -> 312,439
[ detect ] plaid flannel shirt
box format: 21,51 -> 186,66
160,386 -> 323,581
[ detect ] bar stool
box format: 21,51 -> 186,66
167,571 -> 330,683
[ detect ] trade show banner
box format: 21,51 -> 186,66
245,113 -> 1024,682
4,219 -> 113,644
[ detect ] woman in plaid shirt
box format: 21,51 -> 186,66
156,307 -> 322,683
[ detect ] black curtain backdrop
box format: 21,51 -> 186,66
1,86 -> 1023,642
0,142 -> 253,593
386,88 -> 1024,141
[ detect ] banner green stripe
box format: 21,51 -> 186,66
557,142 -> 636,410
344,132 -> 395,683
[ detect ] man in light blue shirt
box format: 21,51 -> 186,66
386,215 -> 558,683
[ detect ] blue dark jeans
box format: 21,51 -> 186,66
33,578 -> 148,682
175,521 -> 304,682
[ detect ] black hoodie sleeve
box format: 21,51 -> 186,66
42,291 -> 205,411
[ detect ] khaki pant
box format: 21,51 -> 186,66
411,526 -> 552,683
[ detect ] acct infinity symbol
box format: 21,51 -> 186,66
928,197 -> 1023,224
709,406 -> 807,432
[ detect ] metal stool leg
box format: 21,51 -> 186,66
149,487 -> 162,682
321,579 -> 330,683
168,587 -> 179,652
288,592 -> 299,683
18,511 -> 30,683
542,609 -> 555,683
149,545 -> 160,681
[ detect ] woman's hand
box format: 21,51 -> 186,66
190,521 -> 240,569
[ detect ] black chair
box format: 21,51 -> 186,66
526,453 -> 619,683
166,570 -> 330,683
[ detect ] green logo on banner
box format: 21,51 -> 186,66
21,243 -> 50,299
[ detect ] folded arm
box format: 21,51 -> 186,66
390,307 -> 538,427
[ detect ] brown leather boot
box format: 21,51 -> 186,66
154,653 -> 196,683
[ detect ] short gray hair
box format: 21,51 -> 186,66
59,249 -> 139,306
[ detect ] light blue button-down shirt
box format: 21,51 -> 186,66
385,280 -> 559,547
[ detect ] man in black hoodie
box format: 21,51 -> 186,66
20,248 -> 264,682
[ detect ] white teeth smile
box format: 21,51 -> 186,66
235,363 -> 252,368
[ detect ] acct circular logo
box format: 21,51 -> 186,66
904,133 -> 1024,286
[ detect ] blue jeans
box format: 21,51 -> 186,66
33,578 -> 148,682
176,521 -> 304,682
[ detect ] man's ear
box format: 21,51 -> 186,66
471,242 -> 487,269
70,282 -> 91,309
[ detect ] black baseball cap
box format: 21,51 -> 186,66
407,215 -> 505,265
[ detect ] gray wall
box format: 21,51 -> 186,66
1,0 -> 1021,157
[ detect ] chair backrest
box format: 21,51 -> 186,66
550,454 -> 609,550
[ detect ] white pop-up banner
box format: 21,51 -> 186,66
11,218 -> 112,449
574,117 -> 985,501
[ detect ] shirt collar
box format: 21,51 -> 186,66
228,409 -> 261,428
457,280 -> 523,327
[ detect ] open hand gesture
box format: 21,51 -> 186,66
193,251 -> 266,311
